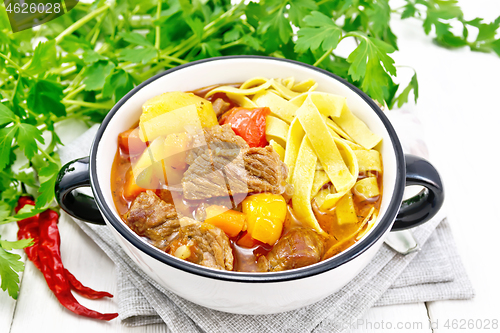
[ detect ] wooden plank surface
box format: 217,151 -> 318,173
392,0 -> 500,331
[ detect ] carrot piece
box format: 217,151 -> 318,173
236,232 -> 259,248
204,206 -> 246,237
123,168 -> 150,200
118,128 -> 144,154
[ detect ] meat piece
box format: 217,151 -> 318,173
212,98 -> 231,118
186,124 -> 248,165
182,144 -> 288,200
124,190 -> 181,251
257,228 -> 324,272
242,146 -> 288,194
167,222 -> 234,270
124,190 -> 178,236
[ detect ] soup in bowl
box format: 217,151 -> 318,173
55,56 -> 443,314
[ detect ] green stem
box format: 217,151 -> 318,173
313,47 -> 335,66
155,0 -> 162,50
90,16 -> 104,46
55,4 -> 110,44
62,99 -> 113,109
158,55 -> 188,64
64,85 -> 86,99
39,148 -> 57,164
0,53 -> 23,72
220,40 -> 242,50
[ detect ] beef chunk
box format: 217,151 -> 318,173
182,143 -> 288,200
212,98 -> 231,118
124,190 -> 179,240
186,124 -> 248,165
258,228 -> 324,272
242,146 -> 288,194
166,222 -> 234,270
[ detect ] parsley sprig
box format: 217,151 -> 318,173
0,0 -> 498,299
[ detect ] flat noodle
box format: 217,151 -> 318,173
240,77 -> 269,89
319,191 -> 344,211
319,136 -> 359,210
296,96 -> 356,193
205,79 -> 272,98
311,170 -> 330,197
290,92 -> 346,118
313,187 -> 333,208
326,117 -> 354,141
269,139 -> 285,161
292,137 -> 327,236
332,104 -> 382,149
356,208 -> 376,240
253,90 -> 297,123
280,77 -> 295,89
292,79 -> 317,93
284,118 -> 305,183
354,149 -> 382,173
226,92 -> 257,108
353,177 -> 379,199
269,80 -> 301,100
335,192 -> 358,225
265,115 -> 290,148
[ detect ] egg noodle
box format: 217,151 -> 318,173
206,77 -> 382,236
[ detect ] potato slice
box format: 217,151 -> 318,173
139,92 -> 217,141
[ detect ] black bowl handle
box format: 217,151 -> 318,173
55,157 -> 105,225
391,154 -> 444,231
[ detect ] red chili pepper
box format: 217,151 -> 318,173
15,197 -> 41,269
16,197 -> 117,320
65,269 -> 113,299
221,107 -> 270,147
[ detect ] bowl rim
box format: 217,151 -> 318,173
89,55 -> 405,283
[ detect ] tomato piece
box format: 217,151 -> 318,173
118,128 -> 144,155
221,107 -> 270,147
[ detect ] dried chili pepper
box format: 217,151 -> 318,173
15,197 -> 41,268
65,269 -> 113,299
16,196 -> 118,320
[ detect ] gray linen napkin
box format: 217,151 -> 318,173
57,120 -> 474,333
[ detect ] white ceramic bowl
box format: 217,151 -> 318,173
55,56 -> 444,314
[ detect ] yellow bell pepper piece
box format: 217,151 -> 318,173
242,193 -> 287,245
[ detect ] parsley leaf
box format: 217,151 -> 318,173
102,69 -> 134,102
0,247 -> 25,299
295,11 -> 343,53
83,61 -> 116,91
26,40 -> 57,76
27,80 -> 66,117
16,123 -> 45,160
0,239 -> 33,250
347,33 -> 396,104
0,126 -> 17,171
0,104 -> 17,126
82,50 -> 107,64
118,47 -> 157,64
395,73 -> 419,108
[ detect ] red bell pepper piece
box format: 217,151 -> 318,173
221,107 -> 270,147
